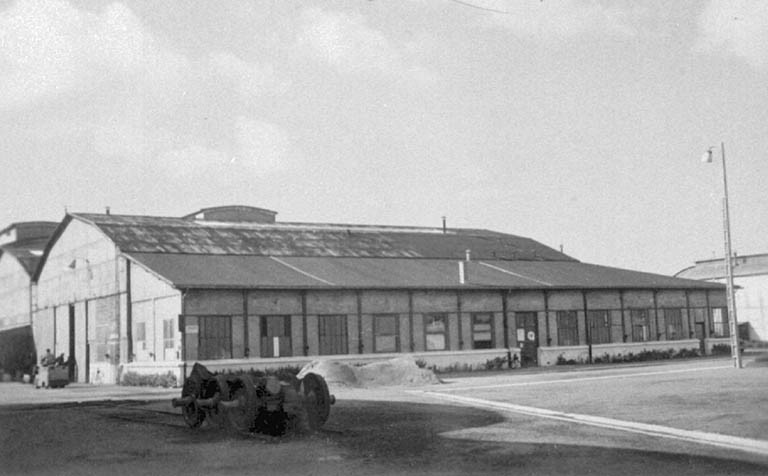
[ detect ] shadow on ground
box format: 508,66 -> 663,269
2,399 -> 766,476
325,400 -> 768,476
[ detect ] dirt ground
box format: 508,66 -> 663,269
1,396 -> 766,475
1,357 -> 767,475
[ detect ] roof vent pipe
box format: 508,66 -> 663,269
459,260 -> 468,284
465,249 -> 471,261
442,216 -> 447,234
105,206 -> 111,215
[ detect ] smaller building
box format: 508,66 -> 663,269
676,254 -> 768,343
0,222 -> 58,379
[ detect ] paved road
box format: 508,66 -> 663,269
415,357 -> 768,464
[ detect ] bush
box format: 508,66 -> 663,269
676,348 -> 700,358
555,354 -> 577,365
434,362 -> 474,374
222,366 -> 302,382
484,356 -> 507,370
415,358 -> 428,369
122,371 -> 177,388
711,343 -> 732,355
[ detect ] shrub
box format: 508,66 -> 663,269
676,348 -> 700,358
122,371 -> 177,388
415,358 -> 428,369
434,362 -> 474,374
222,366 -> 302,382
484,356 -> 507,370
711,343 -> 732,355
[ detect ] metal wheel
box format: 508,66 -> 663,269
301,373 -> 331,430
225,375 -> 256,433
181,399 -> 205,428
207,375 -> 230,427
215,375 -> 230,400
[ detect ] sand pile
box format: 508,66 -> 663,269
298,360 -> 360,387
298,356 -> 440,388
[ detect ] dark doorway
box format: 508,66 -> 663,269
318,315 -> 348,355
68,304 -> 76,381
516,312 -> 539,366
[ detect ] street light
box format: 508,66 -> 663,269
702,142 -> 742,368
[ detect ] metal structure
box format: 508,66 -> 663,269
171,363 -> 335,434
703,142 -> 742,368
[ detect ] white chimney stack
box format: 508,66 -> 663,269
459,261 -> 467,284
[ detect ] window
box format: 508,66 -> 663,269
424,314 -> 448,351
587,310 -> 611,344
163,318 -> 175,349
710,307 -> 730,337
471,313 -> 494,349
318,315 -> 348,355
374,314 -> 399,352
630,309 -> 649,342
664,308 -> 683,340
135,322 -> 147,350
557,311 -> 579,346
198,316 -> 231,360
261,315 -> 292,357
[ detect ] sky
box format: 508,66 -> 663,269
0,0 -> 766,276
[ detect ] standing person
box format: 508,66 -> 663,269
37,349 -> 54,389
41,349 -> 54,366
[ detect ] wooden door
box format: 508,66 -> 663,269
516,312 -> 539,366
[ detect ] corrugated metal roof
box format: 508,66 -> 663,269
73,213 -> 573,261
486,260 -> 721,289
128,253 -> 724,290
675,253 -> 768,280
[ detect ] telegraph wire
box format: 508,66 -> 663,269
445,0 -> 514,15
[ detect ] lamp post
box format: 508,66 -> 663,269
702,142 -> 742,368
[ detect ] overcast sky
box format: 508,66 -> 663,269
1,0 -> 766,275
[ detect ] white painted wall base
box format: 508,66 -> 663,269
704,337 -> 733,354
120,348 -> 520,385
538,340 -> 701,366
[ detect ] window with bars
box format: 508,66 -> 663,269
630,309 -> 650,342
198,316 -> 231,360
557,311 -> 579,346
587,310 -> 611,344
374,314 -> 399,352
471,313 -> 494,349
318,314 -> 348,356
163,318 -> 175,350
664,308 -> 684,340
135,322 -> 147,350
710,307 -> 730,337
424,313 -> 448,351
